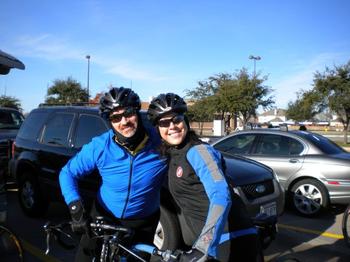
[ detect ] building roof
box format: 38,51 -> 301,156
141,101 -> 149,110
259,108 -> 286,117
268,117 -> 284,123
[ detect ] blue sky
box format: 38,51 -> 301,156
1,0 -> 350,113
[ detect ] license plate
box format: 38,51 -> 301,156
260,202 -> 277,216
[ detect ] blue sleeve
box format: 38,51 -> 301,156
59,137 -> 102,205
187,144 -> 232,258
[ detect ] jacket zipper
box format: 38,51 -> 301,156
121,157 -> 133,218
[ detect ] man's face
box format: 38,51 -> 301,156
110,107 -> 138,137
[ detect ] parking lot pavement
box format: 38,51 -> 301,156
264,206 -> 350,262
265,226 -> 349,262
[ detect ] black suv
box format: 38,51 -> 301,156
10,105 -> 284,249
0,107 -> 24,177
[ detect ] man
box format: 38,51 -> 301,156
59,87 -> 167,261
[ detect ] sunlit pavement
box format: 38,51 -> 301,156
265,208 -> 350,262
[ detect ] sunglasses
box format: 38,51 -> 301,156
158,114 -> 185,128
109,107 -> 137,123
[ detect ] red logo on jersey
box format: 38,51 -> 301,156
176,166 -> 183,178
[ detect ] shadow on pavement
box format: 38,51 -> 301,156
264,205 -> 349,262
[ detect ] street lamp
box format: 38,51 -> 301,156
86,55 -> 91,103
249,55 -> 261,77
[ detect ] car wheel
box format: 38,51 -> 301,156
153,206 -> 181,250
290,178 -> 329,217
18,172 -> 48,217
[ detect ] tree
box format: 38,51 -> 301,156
217,69 -> 274,128
187,97 -> 216,135
185,75 -> 223,133
286,90 -> 321,121
185,74 -> 226,100
0,95 -> 22,111
288,61 -> 350,143
313,61 -> 350,143
186,69 -> 274,132
45,77 -> 88,104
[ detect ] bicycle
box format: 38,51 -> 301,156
44,213 -> 278,262
0,224 -> 24,261
44,216 -> 182,262
0,175 -> 23,261
342,203 -> 350,247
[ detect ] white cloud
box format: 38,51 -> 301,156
16,34 -> 83,60
272,52 -> 347,109
106,64 -> 169,82
14,34 -> 171,82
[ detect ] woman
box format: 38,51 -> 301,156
148,93 -> 258,262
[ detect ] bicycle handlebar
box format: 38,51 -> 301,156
43,217 -> 182,261
132,244 -> 182,261
90,222 -> 133,233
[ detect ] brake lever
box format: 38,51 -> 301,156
43,221 -> 77,254
43,222 -> 53,255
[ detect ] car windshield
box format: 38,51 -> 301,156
298,131 -> 346,154
0,110 -> 24,129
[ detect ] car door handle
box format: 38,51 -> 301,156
289,159 -> 299,163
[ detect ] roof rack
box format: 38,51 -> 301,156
38,102 -> 99,107
279,123 -> 289,132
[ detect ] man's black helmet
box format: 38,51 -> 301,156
100,87 -> 141,117
147,93 -> 187,125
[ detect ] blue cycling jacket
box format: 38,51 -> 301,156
59,129 -> 167,219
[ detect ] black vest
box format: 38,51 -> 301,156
167,140 -> 254,236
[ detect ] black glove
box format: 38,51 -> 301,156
179,248 -> 205,262
68,200 -> 89,234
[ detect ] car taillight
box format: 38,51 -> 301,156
11,141 -> 16,159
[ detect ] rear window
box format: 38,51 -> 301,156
41,113 -> 74,147
301,132 -> 345,154
0,110 -> 24,129
17,111 -> 48,140
73,114 -> 108,148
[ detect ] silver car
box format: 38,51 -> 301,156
212,129 -> 350,217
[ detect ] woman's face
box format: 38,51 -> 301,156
158,114 -> 188,146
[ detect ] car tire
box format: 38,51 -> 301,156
18,172 -> 48,217
153,206 -> 182,250
290,178 -> 329,217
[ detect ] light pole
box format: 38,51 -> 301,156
249,55 -> 261,77
86,55 -> 91,103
